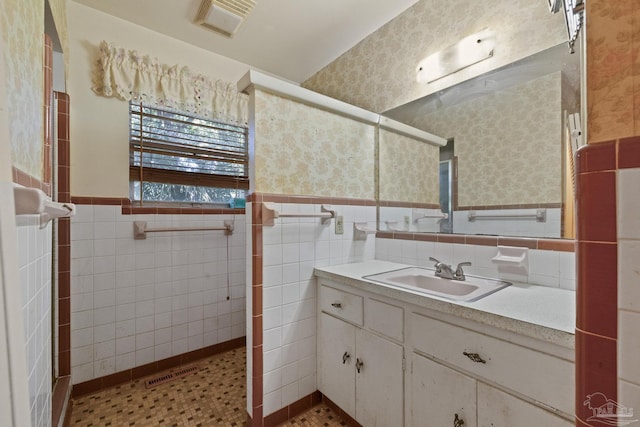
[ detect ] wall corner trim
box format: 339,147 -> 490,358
379,116 -> 447,146
237,70 -> 379,124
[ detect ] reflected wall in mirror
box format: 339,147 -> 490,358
380,41 -> 581,239
378,128 -> 441,233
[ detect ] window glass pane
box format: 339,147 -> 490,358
131,181 -> 245,204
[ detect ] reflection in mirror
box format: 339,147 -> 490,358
379,41 -> 581,239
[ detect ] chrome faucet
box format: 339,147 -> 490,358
429,257 -> 455,279
429,257 -> 472,281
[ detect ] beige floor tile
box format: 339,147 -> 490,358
69,347 -> 349,427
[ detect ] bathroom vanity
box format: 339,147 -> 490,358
315,260 -> 575,427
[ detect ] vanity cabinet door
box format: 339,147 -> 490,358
410,352 -> 477,427
354,328 -> 404,427
318,313 -> 356,418
477,383 -> 573,427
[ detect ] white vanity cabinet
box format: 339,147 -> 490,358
316,274 -> 575,427
319,313 -> 357,417
410,351 -> 573,427
410,352 -> 477,427
409,313 -> 574,426
476,383 -> 574,427
318,283 -> 404,427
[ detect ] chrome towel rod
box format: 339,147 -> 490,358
467,209 -> 546,222
133,220 -> 234,239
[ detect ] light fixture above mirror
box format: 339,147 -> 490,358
416,29 -> 495,84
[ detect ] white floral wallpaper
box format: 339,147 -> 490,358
561,71 -> 580,117
0,0 -> 44,179
253,89 -> 375,199
408,72 -> 563,207
302,0 -> 566,114
378,129 -> 439,204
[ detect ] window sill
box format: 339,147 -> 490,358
69,197 -> 246,215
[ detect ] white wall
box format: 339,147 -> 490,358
68,2 -> 253,198
70,205 -> 246,384
0,23 -> 37,426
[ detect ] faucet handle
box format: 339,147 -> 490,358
429,257 -> 445,270
454,261 -> 472,280
429,257 -> 443,274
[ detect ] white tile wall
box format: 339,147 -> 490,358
619,380 -> 640,416
245,205 -> 253,415
259,203 -> 376,416
618,168 -> 640,408
379,207 -> 442,233
16,215 -> 52,427
70,205 -> 246,383
375,238 -> 575,290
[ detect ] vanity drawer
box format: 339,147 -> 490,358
411,313 -> 574,416
320,284 -> 363,326
365,298 -> 404,342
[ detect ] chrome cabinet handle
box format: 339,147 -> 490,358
463,351 -> 486,364
454,413 -> 465,427
355,358 -> 364,373
331,302 -> 342,309
342,352 -> 350,364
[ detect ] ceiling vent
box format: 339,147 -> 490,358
194,0 -> 256,38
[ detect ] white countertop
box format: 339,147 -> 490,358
314,260 -> 575,349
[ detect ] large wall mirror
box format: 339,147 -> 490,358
378,40 -> 582,239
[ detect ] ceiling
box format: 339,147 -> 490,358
72,0 -> 420,83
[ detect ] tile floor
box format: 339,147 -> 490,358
69,347 -> 349,426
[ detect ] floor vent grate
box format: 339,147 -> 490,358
144,365 -> 200,389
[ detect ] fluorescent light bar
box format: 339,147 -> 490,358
416,29 -> 495,84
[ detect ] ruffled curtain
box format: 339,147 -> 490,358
92,41 -> 248,126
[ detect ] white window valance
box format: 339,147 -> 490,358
92,41 -> 248,126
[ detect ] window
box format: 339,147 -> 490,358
129,103 -> 249,204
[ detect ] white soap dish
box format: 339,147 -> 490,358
492,246 -> 529,275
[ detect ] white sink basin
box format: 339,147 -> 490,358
363,267 -> 511,302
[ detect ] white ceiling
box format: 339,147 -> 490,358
72,0 -> 419,83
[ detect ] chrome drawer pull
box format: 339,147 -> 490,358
355,358 -> 364,373
454,413 -> 465,427
342,352 -> 350,364
463,351 -> 486,364
331,302 -> 343,309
